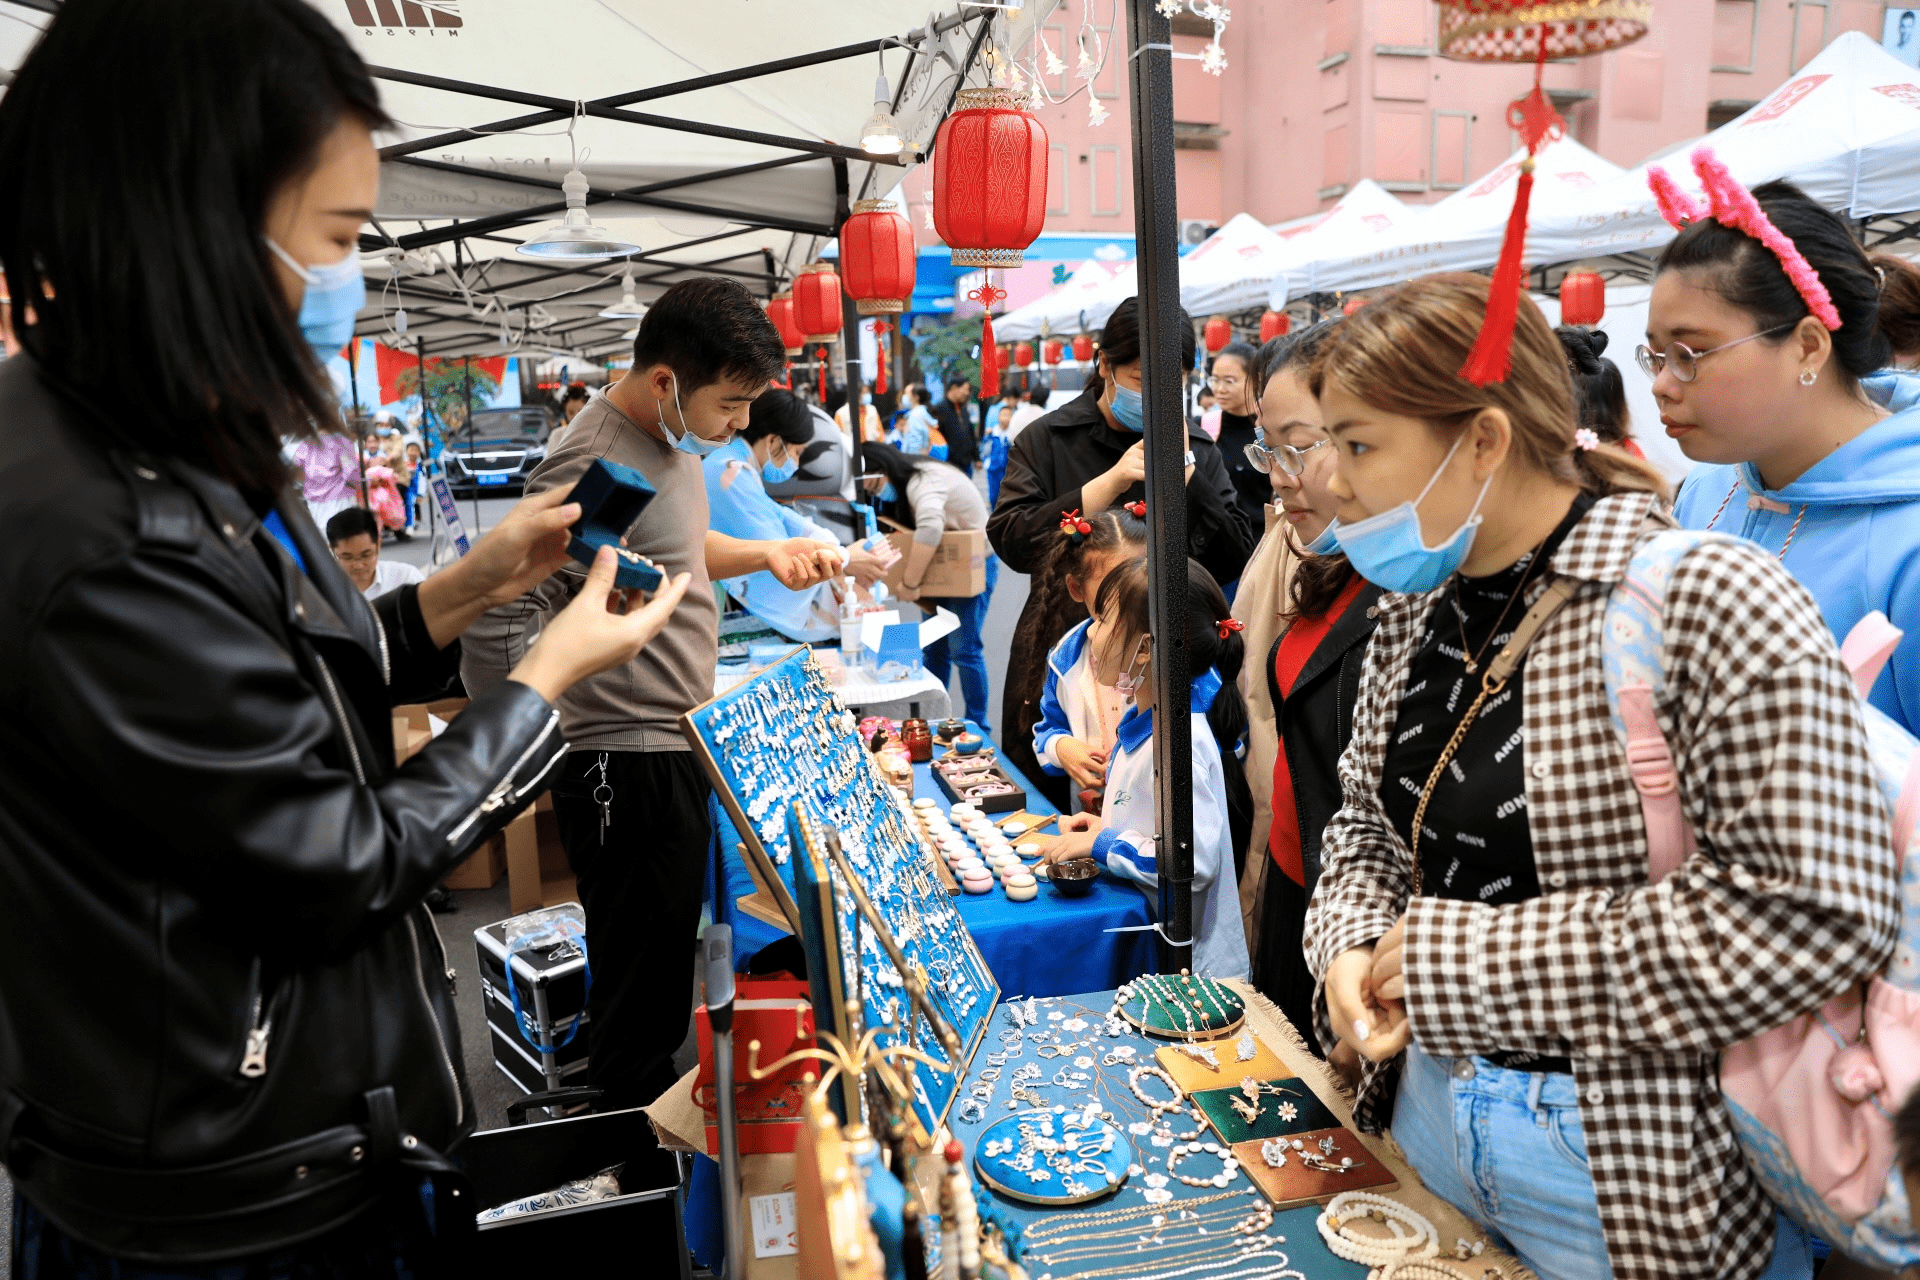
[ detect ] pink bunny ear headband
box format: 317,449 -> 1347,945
1647,147 -> 1842,331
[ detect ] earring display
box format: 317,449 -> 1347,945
1236,1128 -> 1398,1209
1154,1033 -> 1289,1094
1113,972 -> 1245,1040
1191,1079 -> 1342,1146
971,1110 -> 1134,1205
691,650 -> 1000,1138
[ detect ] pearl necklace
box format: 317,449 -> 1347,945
1316,1192 -> 1439,1269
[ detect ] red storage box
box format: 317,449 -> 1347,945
694,975 -> 816,1155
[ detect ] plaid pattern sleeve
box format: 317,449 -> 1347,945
1308,492 -> 1902,1280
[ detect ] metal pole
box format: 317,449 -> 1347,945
463,357 -> 479,538
840,287 -> 864,439
348,338 -> 368,511
1125,0 -> 1194,975
417,337 -> 441,560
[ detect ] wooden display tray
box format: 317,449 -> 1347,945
1153,1033 -> 1290,1094
1231,1127 -> 1399,1209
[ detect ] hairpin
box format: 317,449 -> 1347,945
1217,618 -> 1244,640
1646,146 -> 1841,331
1059,508 -> 1092,542
1125,500 -> 1146,518
1574,428 -> 1599,452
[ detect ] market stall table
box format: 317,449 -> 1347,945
708,724 -> 1155,998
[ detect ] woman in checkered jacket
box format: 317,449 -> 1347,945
1300,274 -> 1900,1280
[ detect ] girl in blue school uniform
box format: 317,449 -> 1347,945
1036,554 -> 1254,979
1028,504 -> 1148,810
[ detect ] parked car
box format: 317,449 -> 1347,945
440,405 -> 555,497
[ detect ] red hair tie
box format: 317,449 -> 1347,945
1125,501 -> 1146,518
1059,508 -> 1092,541
1217,618 -> 1244,640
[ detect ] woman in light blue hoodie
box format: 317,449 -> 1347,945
1654,179 -> 1920,731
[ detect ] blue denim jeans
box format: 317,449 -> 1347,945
1393,1041 -> 1812,1280
923,554 -> 998,736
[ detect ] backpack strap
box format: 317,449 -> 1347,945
1840,610 -> 1902,700
1602,529 -> 1738,884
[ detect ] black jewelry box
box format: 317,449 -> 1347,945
564,458 -> 663,591
930,752 -> 1028,813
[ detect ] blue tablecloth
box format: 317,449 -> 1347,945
708,725 -> 1155,999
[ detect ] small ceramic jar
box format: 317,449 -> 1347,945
1000,820 -> 1029,838
912,797 -> 937,810
961,869 -> 995,894
950,804 -> 979,822
1003,873 -> 1038,902
1015,842 -> 1043,859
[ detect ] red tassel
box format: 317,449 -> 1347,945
816,346 -> 828,404
872,320 -> 890,397
1459,161 -> 1534,387
979,310 -> 1000,398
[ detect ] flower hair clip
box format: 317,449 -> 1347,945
1125,500 -> 1146,519
1217,617 -> 1245,640
1059,509 -> 1093,542
1574,428 -> 1599,452
1646,147 -> 1841,331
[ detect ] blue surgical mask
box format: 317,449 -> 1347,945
879,480 -> 898,504
761,450 -> 799,484
658,372 -> 724,457
265,238 -> 364,367
1336,433 -> 1493,594
1108,382 -> 1144,432
1304,520 -> 1341,556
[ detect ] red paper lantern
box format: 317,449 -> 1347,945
792,263 -> 843,339
840,199 -> 915,316
1014,341 -> 1035,368
1204,315 -> 1232,353
767,293 -> 804,355
1559,271 -> 1606,326
932,89 -> 1048,268
1042,339 -> 1064,365
1259,309 -> 1290,342
1343,296 -> 1369,316
1071,333 -> 1095,362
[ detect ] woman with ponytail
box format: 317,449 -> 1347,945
1033,554 -> 1253,979
1302,272 -> 1894,1280
1655,176 -> 1920,731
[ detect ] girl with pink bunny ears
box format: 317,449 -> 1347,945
1654,153 -> 1920,734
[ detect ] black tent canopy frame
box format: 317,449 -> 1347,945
355,11 -> 995,363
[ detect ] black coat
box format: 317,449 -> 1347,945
0,357 -> 563,1261
1214,410 -> 1270,537
930,399 -> 978,470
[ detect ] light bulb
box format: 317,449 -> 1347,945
861,72 -> 903,156
394,308 -> 408,337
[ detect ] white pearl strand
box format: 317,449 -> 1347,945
1316,1192 -> 1439,1269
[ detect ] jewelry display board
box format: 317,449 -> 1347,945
770,769 -> 999,1143
1118,973 -> 1246,1040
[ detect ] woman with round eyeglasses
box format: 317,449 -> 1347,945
1210,341 -> 1273,537
1225,323 -> 1382,1054
1657,179 -> 1920,732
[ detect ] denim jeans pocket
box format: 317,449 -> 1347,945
1547,1104 -> 1591,1171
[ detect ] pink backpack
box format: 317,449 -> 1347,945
1604,529 -> 1920,1268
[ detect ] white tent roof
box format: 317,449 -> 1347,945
1263,180 -> 1417,305
1279,136 -> 1625,301
995,259 -> 1128,342
1527,32 -> 1920,267
311,2 -> 1048,358
1178,213 -> 1295,315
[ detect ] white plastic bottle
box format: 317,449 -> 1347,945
839,575 -> 865,670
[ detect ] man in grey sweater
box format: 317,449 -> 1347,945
464,278 -> 839,1115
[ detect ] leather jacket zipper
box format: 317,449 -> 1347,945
406,909 -> 464,1128
445,709 -> 564,847
238,958 -> 273,1079
312,653 -> 366,786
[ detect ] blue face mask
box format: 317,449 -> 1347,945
879,480 -> 898,504
266,238 -> 364,367
1336,433 -> 1493,594
658,372 -> 725,457
1108,382 -> 1144,432
761,449 -> 799,484
1304,520 -> 1341,556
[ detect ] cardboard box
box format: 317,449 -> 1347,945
505,794 -> 578,914
882,528 -> 986,598
444,832 -> 506,890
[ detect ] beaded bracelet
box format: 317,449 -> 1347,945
1163,1140 -> 1242,1189
1316,1191 -> 1439,1269
1127,1064 -> 1185,1116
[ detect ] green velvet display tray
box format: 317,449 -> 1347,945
1191,1080 -> 1343,1145
1117,973 -> 1245,1041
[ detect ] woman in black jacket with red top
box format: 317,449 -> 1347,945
991,297 -> 1254,799
0,1 -> 692,1270
1244,327 -> 1381,1048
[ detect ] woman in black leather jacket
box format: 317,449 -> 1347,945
0,1 -> 691,1271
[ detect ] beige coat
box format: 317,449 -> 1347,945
1230,504 -> 1303,957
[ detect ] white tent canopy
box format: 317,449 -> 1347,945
1277,137 -> 1625,301
1262,180 -> 1416,305
311,1 -> 1049,358
994,259 -> 1128,342
1177,212 -> 1296,315
1527,33 -> 1920,268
